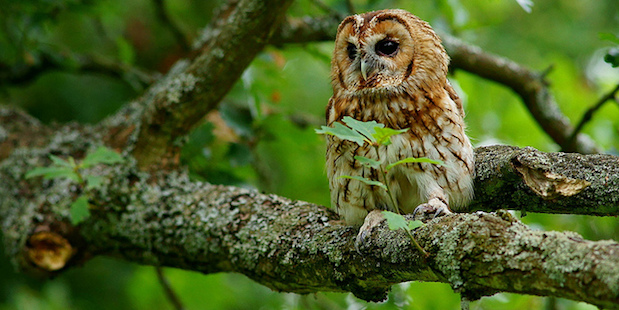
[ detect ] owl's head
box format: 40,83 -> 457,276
331,9 -> 449,95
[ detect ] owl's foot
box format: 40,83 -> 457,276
412,197 -> 452,222
355,210 -> 385,252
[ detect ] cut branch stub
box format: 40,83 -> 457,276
512,151 -> 591,200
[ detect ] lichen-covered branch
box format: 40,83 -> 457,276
0,132 -> 618,307
470,145 -> 619,216
130,0 -> 293,169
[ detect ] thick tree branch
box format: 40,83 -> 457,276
1,107 -> 619,307
130,0 -> 293,169
0,122 -> 618,307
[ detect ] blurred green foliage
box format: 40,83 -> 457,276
1,0 -> 618,309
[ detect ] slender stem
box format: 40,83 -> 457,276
374,145 -> 400,214
565,84 -> 619,150
405,228 -> 429,257
155,266 -> 185,310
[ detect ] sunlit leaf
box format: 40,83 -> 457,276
338,175 -> 387,190
373,127 -> 408,146
49,155 -> 73,168
25,166 -> 80,182
408,220 -> 423,230
85,175 -> 104,190
386,157 -> 445,171
341,116 -> 383,143
382,211 -> 408,231
354,155 -> 381,169
70,196 -> 91,225
81,147 -> 125,168
316,122 -> 365,146
599,33 -> 619,44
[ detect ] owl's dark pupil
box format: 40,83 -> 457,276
347,43 -> 357,60
376,39 -> 399,57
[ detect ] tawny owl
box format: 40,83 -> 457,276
325,9 -> 474,240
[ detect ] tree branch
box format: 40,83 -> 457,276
0,51 -> 157,89
152,0 -> 190,52
0,127 -> 618,307
566,83 -> 619,148
1,108 -> 618,307
130,0 -> 294,169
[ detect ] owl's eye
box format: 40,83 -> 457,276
347,43 -> 357,60
375,39 -> 399,57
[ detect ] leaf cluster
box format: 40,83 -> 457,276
25,146 -> 124,225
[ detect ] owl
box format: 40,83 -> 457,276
325,9 -> 474,241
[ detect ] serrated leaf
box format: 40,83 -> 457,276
373,127 -> 408,146
70,196 -> 91,225
49,155 -> 73,168
342,116 -> 383,143
338,175 -> 387,190
385,157 -> 445,171
382,211 -> 408,231
599,33 -> 619,44
25,166 -> 80,182
85,175 -> 104,190
81,147 -> 125,168
316,122 -> 365,146
354,155 -> 381,169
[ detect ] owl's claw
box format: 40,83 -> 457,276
412,198 -> 452,222
355,210 -> 385,252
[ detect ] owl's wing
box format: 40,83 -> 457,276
444,82 -> 464,117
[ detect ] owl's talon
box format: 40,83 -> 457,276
413,198 -> 452,222
354,210 -> 385,252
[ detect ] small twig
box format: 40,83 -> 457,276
155,266 -> 185,310
0,51 -> 157,89
152,0 -> 190,52
565,84 -> 619,150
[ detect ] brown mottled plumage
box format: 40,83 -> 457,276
325,9 -> 474,234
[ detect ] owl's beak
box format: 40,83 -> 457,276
360,59 -> 370,81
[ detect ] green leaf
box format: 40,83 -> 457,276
408,220 -> 423,230
385,157 -> 445,171
116,37 -> 136,65
49,155 -> 73,168
70,196 -> 91,225
599,33 -> 619,44
341,116 -> 383,143
604,47 -> 619,68
85,175 -> 104,190
338,175 -> 387,190
25,166 -> 80,182
81,147 -> 125,168
382,211 -> 409,231
316,122 -> 365,146
373,127 -> 408,146
354,155 -> 381,169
